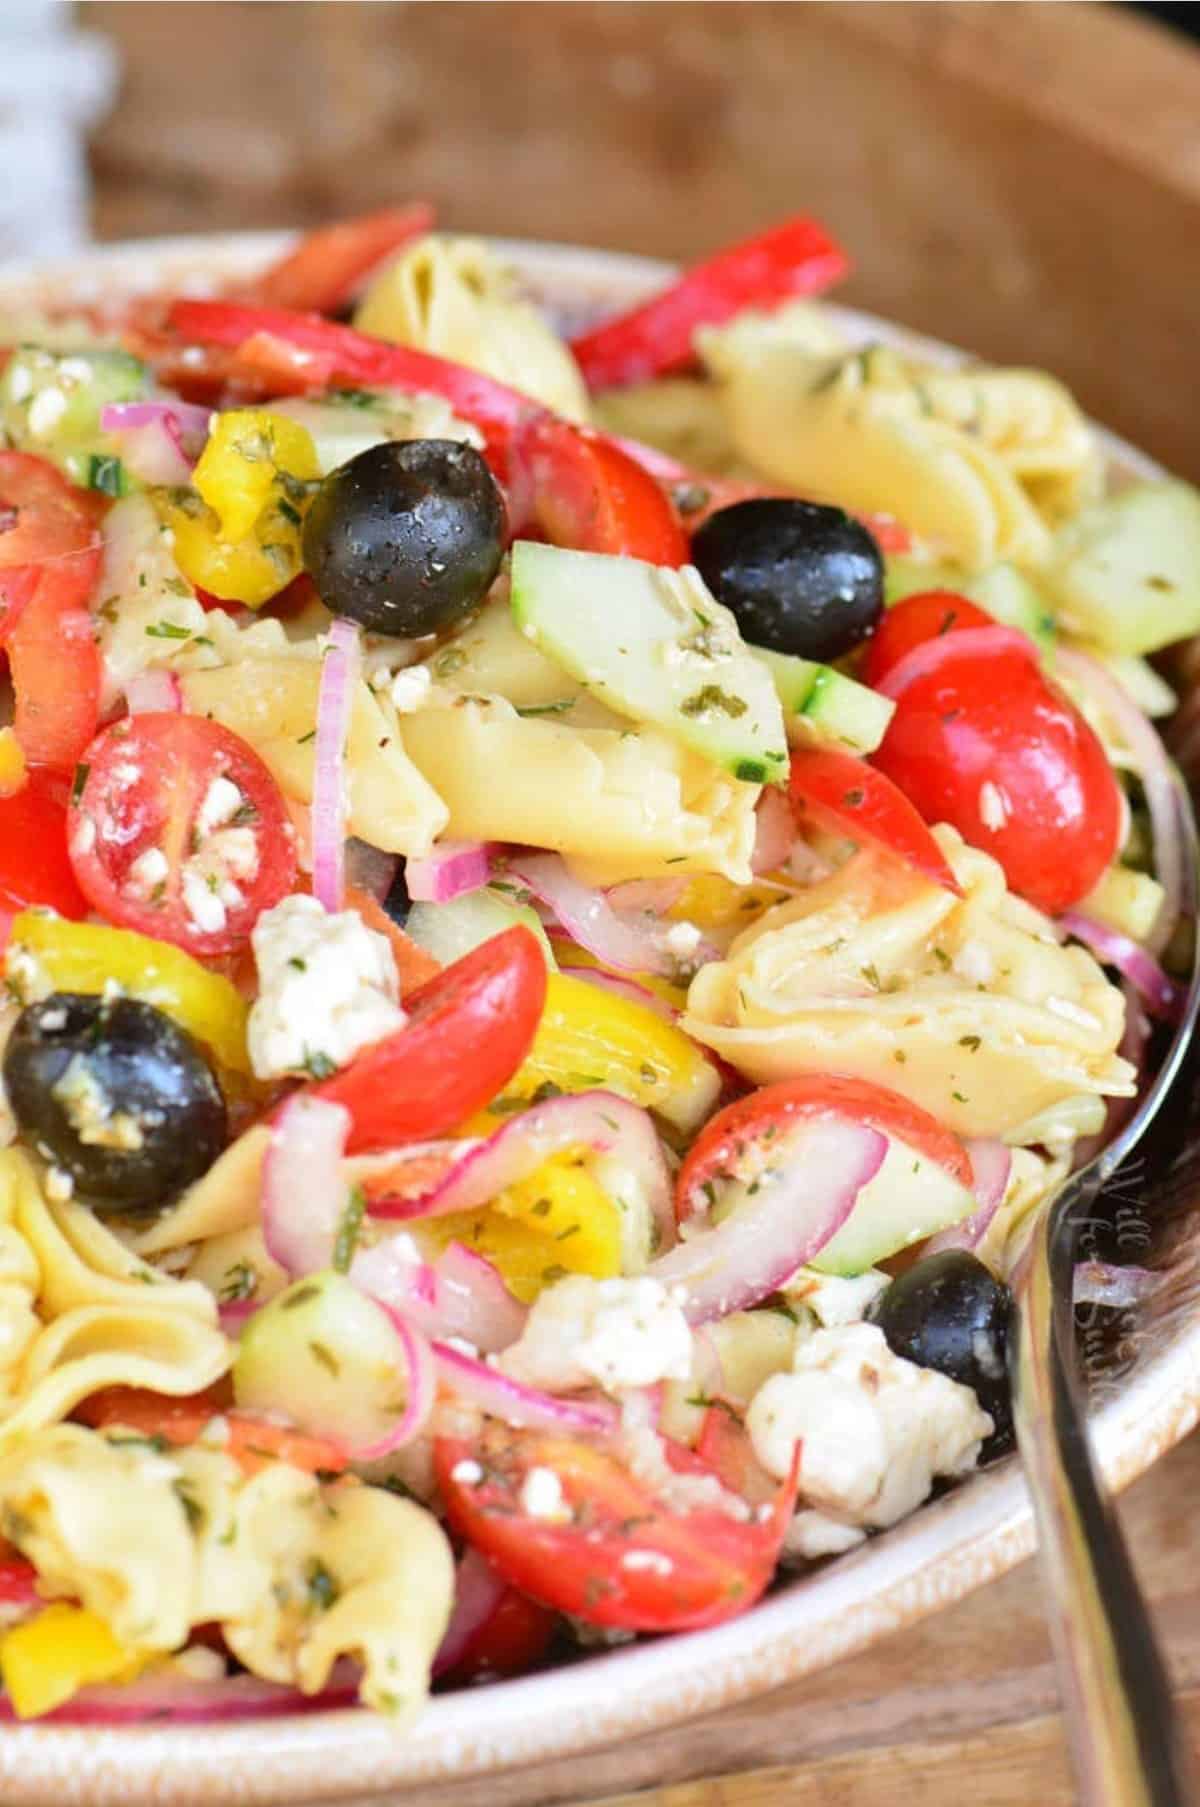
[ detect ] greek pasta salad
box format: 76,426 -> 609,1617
0,206 -> 1192,1725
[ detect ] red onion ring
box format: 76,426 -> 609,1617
0,1660 -> 362,1726
101,398 -> 213,451
432,1339 -> 618,1434
351,1235 -> 527,1354
1059,910 -> 1184,1022
924,1138 -> 1012,1256
1073,1261 -> 1157,1311
312,617 -> 362,911
433,1548 -> 509,1679
506,851 -> 716,977
367,1088 -> 675,1254
752,786 -> 796,875
648,1119 -> 887,1323
349,1301 -> 438,1459
125,668 -> 183,714
406,841 -> 491,904
261,1093 -> 353,1279
604,878 -> 688,913
105,419 -> 193,486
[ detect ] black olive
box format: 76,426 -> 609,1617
869,1252 -> 1014,1460
382,858 -> 411,929
302,439 -> 505,638
691,499 -> 884,662
4,994 -> 227,1216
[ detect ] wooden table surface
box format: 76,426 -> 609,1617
413,1432 -> 1199,1807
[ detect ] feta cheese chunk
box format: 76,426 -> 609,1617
519,1466 -> 570,1522
389,665 -> 433,714
747,1323 -> 991,1537
247,894 -> 406,1081
500,1275 -> 693,1395
783,1267 -> 890,1329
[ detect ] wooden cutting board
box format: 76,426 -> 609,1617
379,1432 -> 1199,1807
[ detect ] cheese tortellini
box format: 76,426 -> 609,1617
684,827 -> 1135,1145
355,233 -> 590,421
0,1424 -> 453,1714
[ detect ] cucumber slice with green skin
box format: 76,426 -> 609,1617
753,646 -> 895,755
232,1270 -> 415,1449
885,554 -> 1055,651
1045,479 -> 1200,655
406,885 -> 557,968
509,541 -> 788,787
810,1139 -> 976,1276
0,347 -> 148,478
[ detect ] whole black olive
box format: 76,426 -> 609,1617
382,858 -> 411,929
303,439 -> 505,638
691,498 -> 884,662
4,993 -> 227,1215
869,1251 -> 1014,1460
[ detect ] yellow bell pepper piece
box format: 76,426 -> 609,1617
423,1156 -> 622,1304
548,944 -> 688,1014
671,873 -> 799,932
502,972 -> 720,1134
164,409 -> 320,607
0,729 -> 27,800
0,1605 -> 144,1719
8,913 -> 250,1074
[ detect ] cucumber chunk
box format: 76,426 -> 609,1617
1044,480 -> 1200,655
753,646 -> 895,755
1,346 -> 147,482
509,541 -> 788,786
406,885 -> 557,967
885,554 -> 1055,651
811,1140 -> 976,1276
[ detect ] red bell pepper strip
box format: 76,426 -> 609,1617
510,412 -> 688,564
569,215 -> 850,392
235,203 -> 435,313
788,745 -> 963,897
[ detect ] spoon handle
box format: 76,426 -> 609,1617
1012,1197 -> 1198,1807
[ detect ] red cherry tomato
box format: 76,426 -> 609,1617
434,1419 -> 796,1633
310,925 -> 548,1152
67,713 -> 298,956
788,745 -> 963,895
676,1073 -> 973,1226
0,1552 -> 39,1611
0,453 -> 103,771
0,773 -> 88,919
871,633 -> 1123,916
863,590 -> 993,690
512,413 -> 688,565
435,1551 -> 556,1686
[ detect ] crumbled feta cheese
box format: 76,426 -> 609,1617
500,1275 -> 693,1395
519,1466 -> 570,1522
783,1268 -> 890,1328
747,1323 -> 991,1536
952,938 -> 995,986
7,366 -> 32,405
450,1458 -> 484,1487
782,1510 -> 868,1562
27,386 -> 67,439
663,920 -> 702,959
389,665 -> 433,714
126,845 -> 169,899
180,866 -> 228,936
247,894 -> 406,1081
194,775 -> 244,838
179,824 -> 260,936
57,357 -> 94,389
620,1548 -> 674,1575
51,1056 -> 145,1151
977,781 -> 1011,833
4,946 -> 49,1005
44,1166 -> 75,1202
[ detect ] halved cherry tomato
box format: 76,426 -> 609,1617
511,413 -> 687,565
75,1384 -> 349,1478
788,745 -> 962,896
435,1550 -> 556,1687
310,925 -> 547,1152
67,713 -> 297,957
236,203 -> 435,313
863,590 -> 993,691
0,773 -> 88,919
0,1551 -> 40,1611
871,628 -> 1123,915
435,1419 -> 796,1633
676,1073 -> 973,1226
0,453 -> 103,771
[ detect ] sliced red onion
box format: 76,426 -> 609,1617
1056,647 -> 1183,957
924,1138 -> 1012,1256
101,398 -> 213,453
507,851 -> 717,976
0,1660 -> 362,1726
108,419 -> 192,487
351,1234 -> 527,1354
343,837 -> 399,903
433,1548 -> 509,1679
875,624 -> 1037,703
406,841 -> 491,904
125,668 -> 183,714
433,1339 -> 618,1435
311,617 -> 362,911
217,1296 -> 259,1337
1059,911 -> 1184,1022
260,1093 -> 353,1279
557,963 -> 680,1023
648,1119 -> 887,1324
752,786 -> 796,875
1074,1260 -> 1157,1311
350,1301 -> 438,1460
369,1089 -> 675,1254
604,878 -> 688,914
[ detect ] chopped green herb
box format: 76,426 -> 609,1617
958,1034 -> 982,1052
87,454 -> 127,498
680,685 -> 748,720
332,1186 -> 366,1274
308,1340 -> 340,1378
302,1049 -> 337,1080
305,1559 -> 340,1612
70,762 -> 90,806
218,1261 -> 258,1305
173,1478 -> 206,1532
297,728 -> 316,745
281,1283 -> 321,1311
144,620 -> 194,641
515,698 -> 577,717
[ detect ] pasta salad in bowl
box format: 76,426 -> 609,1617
0,208 -> 1196,1796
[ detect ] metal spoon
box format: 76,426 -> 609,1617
1011,767 -> 1200,1806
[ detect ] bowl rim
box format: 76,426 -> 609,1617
0,229 -> 1192,1807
